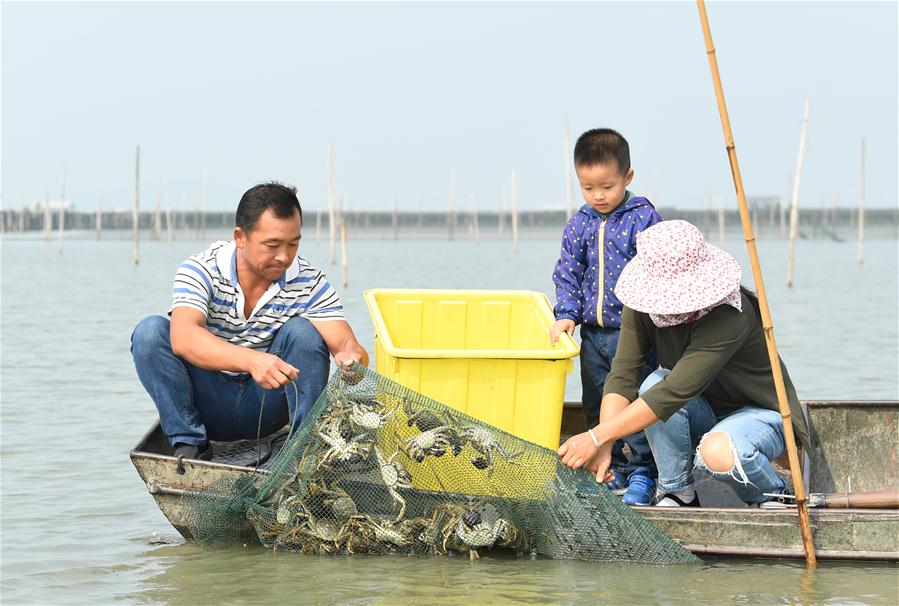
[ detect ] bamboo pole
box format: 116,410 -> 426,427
57,172 -> 65,254
696,0 -> 816,565
328,144 -> 336,264
786,100 -> 810,288
133,146 -> 140,264
469,195 -> 479,240
511,169 -> 519,253
564,119 -> 574,219
858,138 -> 865,265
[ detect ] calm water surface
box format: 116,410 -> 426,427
2,230 -> 897,605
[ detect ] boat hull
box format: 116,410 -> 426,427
131,400 -> 899,560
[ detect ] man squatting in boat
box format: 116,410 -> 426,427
131,182 -> 368,460
558,220 -> 812,508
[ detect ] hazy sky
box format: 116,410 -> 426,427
2,1 -> 897,212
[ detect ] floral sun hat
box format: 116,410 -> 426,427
615,220 -> 742,315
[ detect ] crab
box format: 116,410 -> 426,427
438,503 -> 521,560
349,400 -> 395,432
459,426 -> 521,477
369,518 -> 413,547
316,418 -> 372,470
402,399 -> 450,433
375,447 -> 413,522
402,426 -> 459,463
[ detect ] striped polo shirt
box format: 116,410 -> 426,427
170,240 -> 343,352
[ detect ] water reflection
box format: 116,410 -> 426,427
127,540 -> 898,606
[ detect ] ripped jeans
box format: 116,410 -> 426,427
641,369 -> 787,505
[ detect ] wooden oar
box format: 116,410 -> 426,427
768,490 -> 899,509
695,0 -> 817,564
813,490 -> 899,509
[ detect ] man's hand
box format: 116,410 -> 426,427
334,351 -> 363,367
335,351 -> 364,385
248,351 -> 299,389
550,319 -> 575,345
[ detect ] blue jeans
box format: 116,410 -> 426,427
580,324 -> 658,479
641,369 -> 788,505
131,315 -> 330,447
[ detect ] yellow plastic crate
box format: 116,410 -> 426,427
363,289 -> 579,449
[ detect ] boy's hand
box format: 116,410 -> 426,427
550,319 -> 575,345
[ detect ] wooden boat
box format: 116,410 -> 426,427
131,399 -> 898,561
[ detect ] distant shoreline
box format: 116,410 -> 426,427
3,206 -> 897,237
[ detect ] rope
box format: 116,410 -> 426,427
253,379 -> 301,471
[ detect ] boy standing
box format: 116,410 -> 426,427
550,128 -> 662,505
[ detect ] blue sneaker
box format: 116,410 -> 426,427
603,469 -> 628,495
623,473 -> 656,506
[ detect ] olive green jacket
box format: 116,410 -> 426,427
603,291 -> 812,451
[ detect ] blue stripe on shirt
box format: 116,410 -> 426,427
179,262 -> 214,293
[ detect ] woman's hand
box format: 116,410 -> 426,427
558,430 -> 600,469
558,430 -> 614,482
585,443 -> 614,484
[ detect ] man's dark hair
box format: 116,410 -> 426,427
235,182 -> 302,232
573,128 -> 631,175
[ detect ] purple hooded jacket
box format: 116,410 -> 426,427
552,192 -> 662,328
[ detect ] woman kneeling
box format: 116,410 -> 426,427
558,220 -> 811,507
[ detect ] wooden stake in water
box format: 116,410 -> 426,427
511,169 -> 519,253
447,174 -> 456,241
42,192 -> 51,241
497,189 -> 506,236
58,172 -> 65,254
468,195 -> 479,240
133,146 -> 140,265
340,217 -> 348,288
164,180 -> 174,243
200,170 -> 208,242
717,195 -> 725,245
779,190 -> 786,239
697,0 -> 816,564
786,100 -> 810,288
153,179 -> 162,240
393,197 -> 399,241
564,119 -> 574,219
328,144 -> 336,264
858,138 -> 865,265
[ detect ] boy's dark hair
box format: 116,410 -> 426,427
573,128 -> 631,175
235,182 -> 303,232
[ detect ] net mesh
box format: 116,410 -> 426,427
183,364 -> 697,563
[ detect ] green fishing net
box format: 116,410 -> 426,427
183,364 -> 697,563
